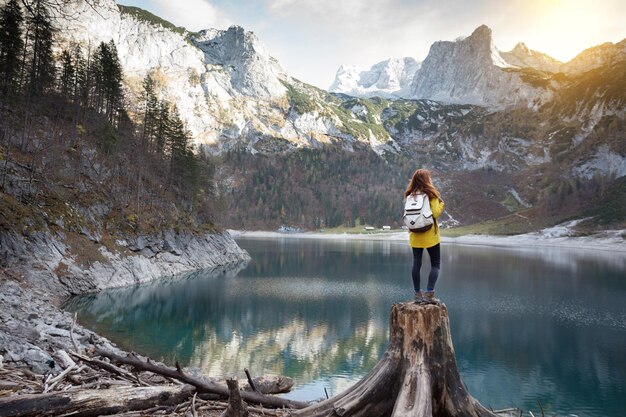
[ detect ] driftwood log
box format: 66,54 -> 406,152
292,302 -> 496,417
0,385 -> 194,417
240,374 -> 293,394
93,349 -> 308,410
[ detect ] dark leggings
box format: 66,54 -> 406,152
411,244 -> 441,292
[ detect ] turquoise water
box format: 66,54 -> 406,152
66,237 -> 626,417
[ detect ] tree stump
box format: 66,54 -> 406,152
220,377 -> 249,417
292,302 -> 496,417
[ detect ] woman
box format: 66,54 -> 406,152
404,169 -> 445,303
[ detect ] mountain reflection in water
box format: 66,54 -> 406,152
66,238 -> 626,416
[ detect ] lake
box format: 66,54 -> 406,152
65,237 -> 626,417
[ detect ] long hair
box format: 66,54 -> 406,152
404,169 -> 441,200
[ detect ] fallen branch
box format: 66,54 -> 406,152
70,312 -> 80,354
93,349 -> 308,410
69,351 -> 143,385
0,381 -> 21,392
244,368 -> 257,392
67,379 -> 132,390
191,392 -> 198,417
43,363 -> 78,393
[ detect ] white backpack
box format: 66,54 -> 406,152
403,193 -> 434,232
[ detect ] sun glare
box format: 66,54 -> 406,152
526,0 -> 619,62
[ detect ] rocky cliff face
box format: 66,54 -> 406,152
193,27 -> 287,99
0,228 -> 250,296
409,25 -> 550,107
500,42 -> 562,72
0,158 -> 251,297
51,1 -> 218,144
329,58 -> 421,98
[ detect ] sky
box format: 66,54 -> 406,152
117,0 -> 626,89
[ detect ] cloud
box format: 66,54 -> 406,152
263,0 -> 626,87
264,0 -> 486,85
151,0 -> 232,32
268,0 -> 430,42
266,0 -> 498,62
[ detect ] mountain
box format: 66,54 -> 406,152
329,58 -> 421,98
500,42 -> 562,72
51,1 -> 224,145
219,59 -> 626,230
193,26 -> 287,99
329,26 -> 557,108
409,25 -> 552,107
330,31 -> 626,107
561,39 -> 626,75
46,1 -> 329,152
40,3 -> 625,231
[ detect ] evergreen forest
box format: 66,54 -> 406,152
0,0 -> 220,239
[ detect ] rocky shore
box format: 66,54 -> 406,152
0,229 -> 251,375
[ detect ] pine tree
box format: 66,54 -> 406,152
59,49 -> 74,98
103,40 -> 122,123
197,151 -> 215,196
167,107 -> 187,157
26,0 -> 55,96
72,44 -> 88,109
90,42 -> 106,112
167,106 -> 193,189
91,41 -> 123,122
0,0 -> 24,97
154,99 -> 169,155
181,145 -> 199,209
141,73 -> 159,148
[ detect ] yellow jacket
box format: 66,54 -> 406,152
409,196 -> 445,248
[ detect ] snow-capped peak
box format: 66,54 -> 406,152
329,24 -> 558,107
329,57 -> 421,98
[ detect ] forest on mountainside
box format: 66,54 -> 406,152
217,147 -> 420,230
0,0 -> 220,242
217,142 -> 626,233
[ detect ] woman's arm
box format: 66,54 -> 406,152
431,198 -> 445,219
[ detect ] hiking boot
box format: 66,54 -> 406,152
414,291 -> 426,304
423,291 -> 440,304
